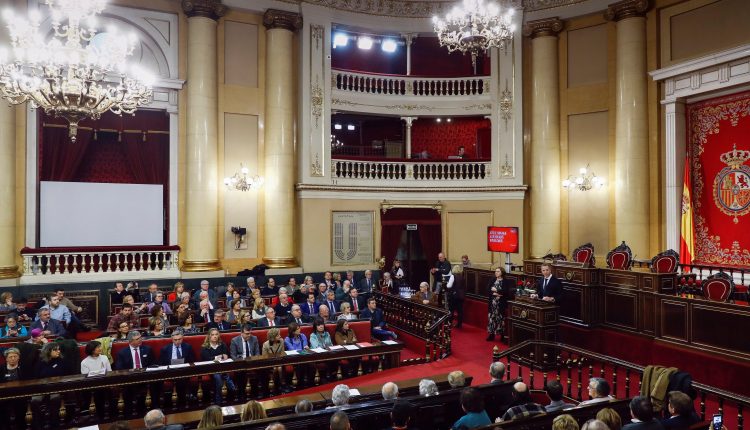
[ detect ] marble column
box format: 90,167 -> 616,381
262,10 -> 302,268
401,117 -> 416,158
0,104 -> 17,279
524,18 -> 564,258
401,33 -> 417,75
181,0 -> 226,272
606,0 -> 651,258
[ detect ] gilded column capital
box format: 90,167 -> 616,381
181,0 -> 227,20
604,0 -> 651,22
523,17 -> 564,39
263,9 -> 303,32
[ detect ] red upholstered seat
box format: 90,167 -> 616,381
606,241 -> 633,270
572,243 -> 595,267
703,273 -> 734,302
650,249 -> 679,273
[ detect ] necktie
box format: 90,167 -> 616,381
134,348 -> 141,369
245,340 -> 250,358
353,300 -> 359,312
205,314 -> 210,323
296,318 -> 302,324
269,319 -> 274,327
309,304 -> 313,314
176,346 -> 182,359
543,278 -> 549,290
42,322 -> 47,330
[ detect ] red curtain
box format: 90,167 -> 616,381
381,208 -> 442,268
122,132 -> 169,185
411,117 -> 491,159
39,126 -> 93,181
687,90 -> 750,267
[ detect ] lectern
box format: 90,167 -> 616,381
507,297 -> 559,369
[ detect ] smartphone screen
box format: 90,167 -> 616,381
712,414 -> 723,430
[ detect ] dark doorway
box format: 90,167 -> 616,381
380,208 -> 442,290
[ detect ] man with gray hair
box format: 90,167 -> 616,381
331,384 -> 351,407
419,379 -> 439,396
490,361 -> 506,383
578,377 -> 612,406
582,419 -> 613,430
144,409 -> 183,429
294,399 -> 313,414
448,370 -> 466,388
382,381 -> 399,400
192,280 -> 217,308
330,411 -> 351,430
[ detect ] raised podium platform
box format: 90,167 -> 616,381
507,297 -> 558,369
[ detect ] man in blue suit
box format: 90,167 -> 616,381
532,264 -> 562,303
30,308 -> 67,338
301,293 -> 318,316
159,328 -> 195,407
115,331 -> 160,415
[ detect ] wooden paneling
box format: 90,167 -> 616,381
691,303 -> 750,357
603,289 -> 637,331
660,299 -> 688,342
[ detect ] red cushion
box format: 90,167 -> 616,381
704,279 -> 732,302
574,248 -> 592,263
608,251 -> 630,270
653,255 -> 677,273
735,284 -> 748,293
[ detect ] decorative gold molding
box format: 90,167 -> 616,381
311,153 -> 323,177
523,17 -> 565,39
181,0 -> 227,20
604,0 -> 651,22
297,184 -> 529,193
263,9 -> 302,32
311,77 -> 323,127
381,200 -> 443,214
262,257 -> 299,268
0,266 -> 19,279
499,79 -> 513,130
311,24 -> 325,50
181,259 -> 222,272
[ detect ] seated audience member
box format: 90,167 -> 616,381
262,278 -> 279,296
330,384 -> 351,407
178,311 -> 200,334
579,377 -> 613,406
323,271 -> 336,290
108,303 -> 139,332
292,283 -> 310,304
229,324 -> 261,399
295,399 -> 313,414
452,387 -> 492,429
382,381 -> 399,400
80,340 -> 112,419
287,304 -> 311,325
148,292 -> 173,316
262,327 -> 287,394
147,317 -> 169,337
166,282 -> 185,303
448,370 -> 467,389
1,315 -> 28,338
310,317 -> 336,381
14,297 -> 36,321
238,310 -> 254,327
152,304 -> 170,327
229,289 -> 248,309
318,304 -> 335,322
197,404 -> 223,429
31,308 -> 67,337
26,328 -> 48,345
335,280 -> 351,302
207,309 -> 232,331
40,295 -> 72,325
1,348 -> 27,429
115,331 -> 159,415
0,292 -> 15,311
192,280 -> 218,308
345,287 -> 366,312
500,382 -> 546,421
142,283 -> 160,303
144,409 -> 184,430
419,379 -> 439,397
553,414 -> 580,430
242,400 -> 268,422
335,319 -> 357,345
274,293 -> 293,318
111,282 -> 130,305
381,272 -> 395,294
337,302 -> 356,320
252,297 -> 269,320
389,400 -> 414,430
660,391 -> 699,430
345,271 -> 356,288
201,328 -> 237,404
489,361 -> 506,383
285,322 -> 311,386
224,282 -> 236,302
31,343 -> 67,426
623,396 -> 662,430
111,320 -> 131,340
360,297 -> 398,340
413,282 -> 436,306
258,307 -> 283,327
123,294 -> 149,314
246,276 -> 258,292
227,298 -> 243,323
173,292 -> 192,315
315,283 -> 329,300
197,299 -> 215,324
597,408 -> 623,430
159,328 -> 196,406
582,419 -> 614,430
360,269 -> 375,294
546,380 -> 576,412
321,290 -> 340,314
330,411 -> 351,430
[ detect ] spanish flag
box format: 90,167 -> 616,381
680,157 -> 695,265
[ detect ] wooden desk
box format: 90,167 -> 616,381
507,298 -> 559,369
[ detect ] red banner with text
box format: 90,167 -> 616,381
687,91 -> 750,267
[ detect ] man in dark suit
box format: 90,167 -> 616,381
159,328 -> 196,406
115,331 -> 160,415
359,270 -> 375,295
345,288 -> 367,313
359,297 -> 397,340
229,324 -> 260,399
274,293 -> 293,319
319,290 -> 339,314
31,308 -> 67,338
532,263 -> 562,303
141,283 -> 160,303
191,280 -> 217,308
256,307 -> 282,327
286,305 -> 311,325
197,300 -> 215,325
261,278 -> 279,296
623,396 -> 665,430
144,409 -> 184,430
301,294 -> 318,316
206,309 -> 232,331
660,391 -> 700,430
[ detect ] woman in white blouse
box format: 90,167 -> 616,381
337,302 -> 356,321
80,340 -> 112,420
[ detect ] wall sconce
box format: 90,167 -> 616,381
562,164 -> 605,191
224,163 -> 264,191
231,226 -> 247,250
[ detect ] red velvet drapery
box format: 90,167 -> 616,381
380,208 -> 442,271
39,126 -> 94,181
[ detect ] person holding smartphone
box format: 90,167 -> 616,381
0,316 -> 27,338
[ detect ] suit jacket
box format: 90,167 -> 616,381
256,317 -> 283,327
191,289 -> 217,307
359,278 -> 375,294
30,318 -> 67,337
535,276 -> 562,303
197,309 -> 215,324
206,321 -> 232,331
318,299 -> 339,314
229,334 -> 260,359
345,295 -> 367,312
359,307 -> 386,329
622,419 -> 665,430
114,344 -> 155,370
285,314 -> 312,325
141,291 -> 159,303
660,414 -> 700,430
159,343 -> 195,365
301,301 -> 318,316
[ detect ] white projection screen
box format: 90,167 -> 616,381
40,182 -> 164,247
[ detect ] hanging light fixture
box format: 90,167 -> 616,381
562,164 -> 605,191
0,0 -> 154,143
432,0 -> 515,70
224,163 -> 264,192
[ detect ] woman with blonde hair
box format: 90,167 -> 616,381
197,405 -> 223,429
552,414 -> 580,430
337,302 -> 356,320
261,328 -> 286,395
596,407 -> 622,430
240,400 -> 267,422
251,297 -> 268,320
200,328 -> 236,404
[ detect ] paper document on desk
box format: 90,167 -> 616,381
382,340 -> 398,345
349,389 -> 361,396
78,426 -> 99,430
219,358 -> 233,363
328,345 -> 344,351
343,345 -> 359,350
194,360 -> 215,366
310,347 -> 327,353
356,342 -> 373,348
168,363 -> 190,369
285,350 -> 299,356
145,366 -> 168,371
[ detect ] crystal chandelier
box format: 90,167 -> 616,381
0,0 -> 154,143
432,0 -> 515,70
562,165 -> 605,191
224,164 -> 264,192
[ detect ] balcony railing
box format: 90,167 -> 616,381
333,159 -> 490,181
333,69 -> 489,97
20,246 -> 181,284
